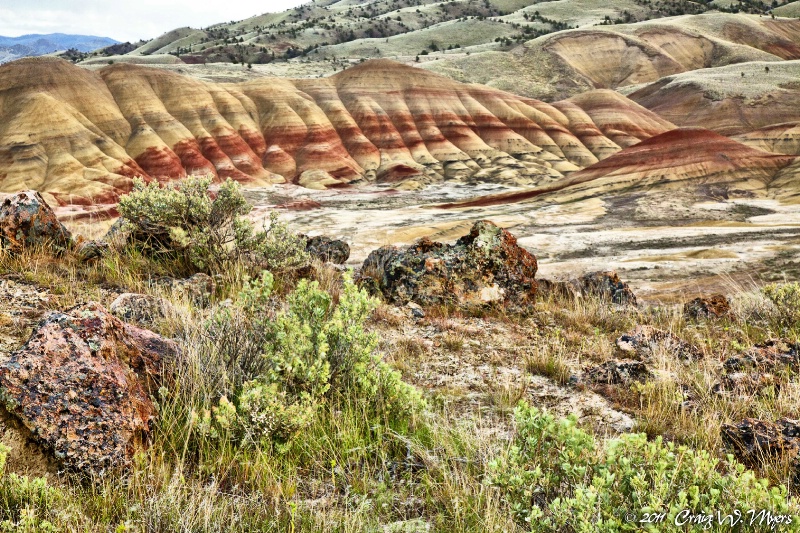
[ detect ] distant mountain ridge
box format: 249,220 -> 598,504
105,0 -> 793,71
0,33 -> 118,64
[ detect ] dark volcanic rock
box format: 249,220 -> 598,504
358,220 -> 537,307
75,239 -> 110,262
538,270 -> 636,306
577,271 -> 637,306
0,302 -> 179,474
684,294 -> 730,320
714,339 -> 799,397
616,325 -> 701,361
103,217 -> 131,244
585,359 -> 652,385
0,191 -> 71,252
722,418 -> 800,473
303,235 -> 350,264
723,339 -> 800,372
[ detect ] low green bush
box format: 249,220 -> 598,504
197,271 -> 424,448
0,444 -> 65,532
117,176 -> 308,273
762,281 -> 800,329
491,403 -> 798,532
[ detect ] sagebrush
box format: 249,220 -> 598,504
117,176 -> 308,273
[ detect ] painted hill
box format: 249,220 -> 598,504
0,33 -> 118,64
0,57 -> 675,206
438,128 -> 798,208
561,128 -> 796,192
734,123 -> 800,156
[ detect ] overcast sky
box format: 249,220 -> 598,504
0,0 -> 309,42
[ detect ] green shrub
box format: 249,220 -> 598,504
0,444 -> 64,532
199,272 -> 424,447
491,403 -> 799,532
117,176 -> 307,273
489,404 -> 597,525
762,281 -> 800,328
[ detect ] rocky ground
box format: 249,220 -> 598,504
0,188 -> 799,531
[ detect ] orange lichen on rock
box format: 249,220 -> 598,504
0,302 -> 179,474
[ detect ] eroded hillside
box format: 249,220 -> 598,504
0,57 -> 675,206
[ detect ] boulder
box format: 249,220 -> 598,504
0,302 -> 179,474
538,270 -> 637,306
723,339 -> 800,372
721,418 -> 800,474
714,339 -> 799,398
303,235 -> 350,264
584,359 -> 652,385
75,239 -> 110,262
576,271 -> 638,306
110,293 -> 173,327
358,220 -> 537,307
0,191 -> 71,252
713,371 -> 779,397
616,325 -> 701,361
684,294 -> 730,320
155,273 -> 216,306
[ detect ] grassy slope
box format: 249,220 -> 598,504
774,0 -> 800,16
91,0 -> 785,67
0,232 -> 799,530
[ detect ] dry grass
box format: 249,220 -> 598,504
524,347 -> 572,385
488,374 -> 529,411
2,241 -> 800,529
441,332 -> 465,353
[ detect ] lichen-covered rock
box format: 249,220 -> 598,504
584,359 -> 652,385
616,325 -> 701,361
303,235 -> 350,264
75,239 -> 110,262
537,271 -> 636,306
0,191 -> 71,252
722,418 -> 800,474
714,340 -> 799,397
723,339 -> 800,372
155,273 -> 216,306
684,294 -> 730,320
110,293 -> 173,327
713,371 -> 779,397
576,271 -> 637,306
0,302 -> 179,474
358,220 -> 537,307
